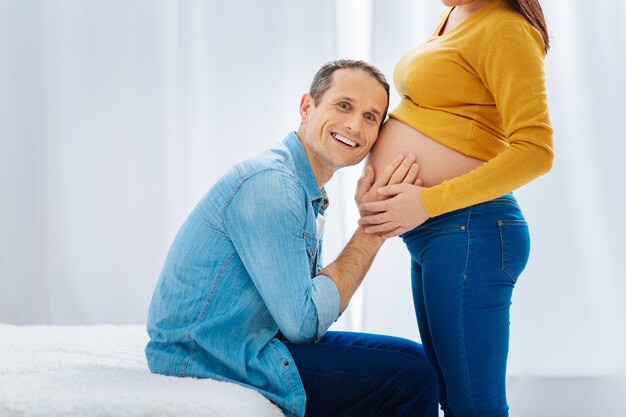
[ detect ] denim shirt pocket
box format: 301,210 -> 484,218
497,219 -> 531,284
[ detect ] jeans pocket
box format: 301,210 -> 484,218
497,219 -> 531,284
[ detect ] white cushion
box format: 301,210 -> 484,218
0,324 -> 285,417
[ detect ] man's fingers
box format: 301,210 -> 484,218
355,165 -> 375,200
402,163 -> 420,185
388,154 -> 416,185
373,154 -> 404,189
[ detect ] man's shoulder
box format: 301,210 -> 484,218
233,140 -> 299,184
223,143 -> 308,224
189,136 -> 305,230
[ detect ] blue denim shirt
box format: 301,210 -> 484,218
146,132 -> 340,417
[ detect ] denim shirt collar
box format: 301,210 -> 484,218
283,132 -> 329,215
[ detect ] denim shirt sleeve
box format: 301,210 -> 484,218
223,170 -> 340,344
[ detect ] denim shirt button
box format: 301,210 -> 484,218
283,361 -> 289,366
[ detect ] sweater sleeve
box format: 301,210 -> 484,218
420,22 -> 554,217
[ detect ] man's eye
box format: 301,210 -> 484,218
364,113 -> 376,122
338,102 -> 351,110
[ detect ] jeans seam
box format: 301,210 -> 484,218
498,221 -> 514,283
498,219 -> 528,284
461,206 -> 478,417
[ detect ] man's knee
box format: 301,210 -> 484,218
399,357 -> 438,397
383,354 -> 439,415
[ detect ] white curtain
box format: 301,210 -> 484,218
1,0 -> 625,414
0,0 -> 336,323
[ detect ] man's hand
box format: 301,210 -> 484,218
355,154 -> 422,217
356,154 -> 429,239
358,183 -> 430,239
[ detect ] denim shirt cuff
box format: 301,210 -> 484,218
310,274 -> 340,342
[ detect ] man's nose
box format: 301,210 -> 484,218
344,113 -> 363,134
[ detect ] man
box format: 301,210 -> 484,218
146,60 -> 438,417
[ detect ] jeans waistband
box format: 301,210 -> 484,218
445,192 -> 517,215
403,193 -> 519,237
486,192 -> 516,205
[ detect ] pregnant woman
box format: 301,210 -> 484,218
359,0 -> 553,416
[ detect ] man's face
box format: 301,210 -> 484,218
298,68 -> 388,184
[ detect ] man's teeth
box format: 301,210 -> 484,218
333,133 -> 357,148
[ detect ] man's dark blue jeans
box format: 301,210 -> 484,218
283,331 -> 439,416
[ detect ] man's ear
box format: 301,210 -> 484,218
299,93 -> 313,123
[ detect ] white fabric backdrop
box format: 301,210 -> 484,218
1,0 -> 625,394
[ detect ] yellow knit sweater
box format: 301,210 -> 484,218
390,0 -> 554,217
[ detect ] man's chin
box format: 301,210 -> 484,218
346,154 -> 368,168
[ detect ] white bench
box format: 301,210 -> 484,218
0,324 -> 284,417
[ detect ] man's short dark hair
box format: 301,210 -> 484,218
309,59 -> 390,124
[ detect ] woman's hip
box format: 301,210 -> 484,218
402,193 -> 531,285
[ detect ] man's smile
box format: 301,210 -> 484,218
331,131 -> 359,148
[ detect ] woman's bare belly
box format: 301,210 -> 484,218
367,118 -> 485,188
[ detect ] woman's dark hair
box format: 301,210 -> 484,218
507,0 -> 550,52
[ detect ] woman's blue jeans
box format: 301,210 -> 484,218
402,193 -> 530,417
283,331 -> 439,417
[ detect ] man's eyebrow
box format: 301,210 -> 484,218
335,95 -> 355,103
335,95 -> 383,118
369,107 -> 383,118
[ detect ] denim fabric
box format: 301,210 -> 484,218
283,331 -> 439,417
402,193 -> 530,417
146,132 -> 340,417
